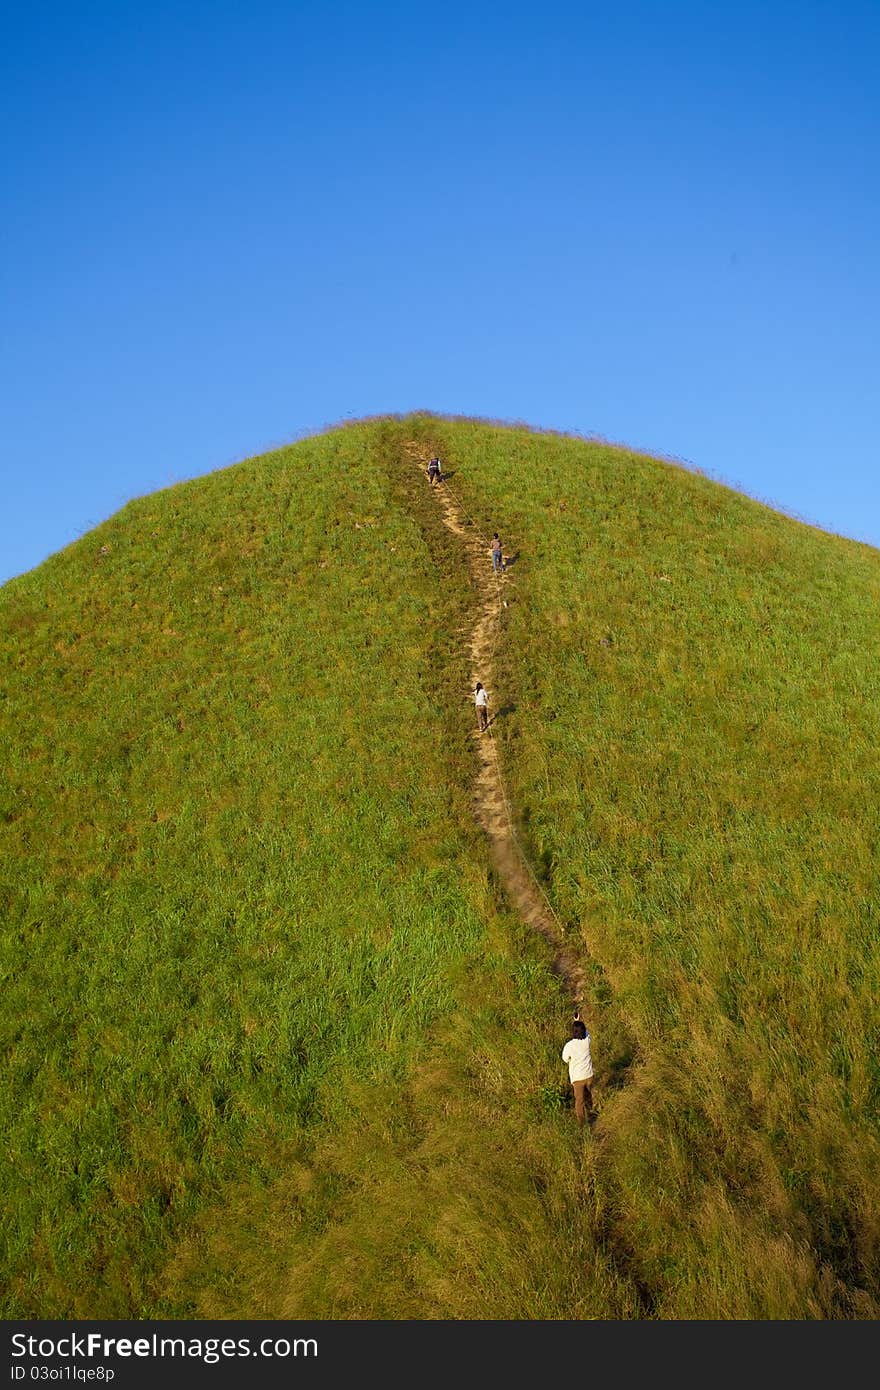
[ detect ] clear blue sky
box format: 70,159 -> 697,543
2,0 -> 878,585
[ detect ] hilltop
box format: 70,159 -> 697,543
3,414 -> 879,1318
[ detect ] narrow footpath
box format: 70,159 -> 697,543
405,443 -> 587,1008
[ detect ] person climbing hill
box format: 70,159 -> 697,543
562,1012 -> 594,1127
427,456 -> 442,486
490,533 -> 504,575
474,681 -> 489,732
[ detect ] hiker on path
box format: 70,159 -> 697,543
562,1012 -> 594,1127
490,533 -> 504,575
427,457 -> 442,486
474,681 -> 489,732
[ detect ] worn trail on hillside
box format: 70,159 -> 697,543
405,444 -> 586,1006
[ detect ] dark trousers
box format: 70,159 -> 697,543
477,705 -> 488,731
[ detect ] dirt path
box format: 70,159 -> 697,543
405,444 -> 587,1007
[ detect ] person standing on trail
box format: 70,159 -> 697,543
474,681 -> 489,732
490,533 -> 504,575
562,1013 -> 594,1127
427,457 -> 441,486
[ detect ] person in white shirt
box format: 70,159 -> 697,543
474,681 -> 489,732
561,1014 -> 594,1126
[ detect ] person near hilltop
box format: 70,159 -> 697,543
562,1013 -> 594,1127
490,532 -> 504,575
427,456 -> 442,486
474,681 -> 489,732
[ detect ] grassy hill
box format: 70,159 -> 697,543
3,414 -> 879,1318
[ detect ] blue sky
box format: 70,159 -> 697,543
2,0 -> 878,585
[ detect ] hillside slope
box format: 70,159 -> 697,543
433,416 -> 880,1315
3,414 -> 879,1318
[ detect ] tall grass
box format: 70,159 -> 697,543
433,416 -> 880,1315
1,420 -> 500,1313
4,413 -> 879,1318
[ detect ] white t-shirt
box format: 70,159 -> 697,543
475,688 -> 488,707
562,1035 -> 593,1082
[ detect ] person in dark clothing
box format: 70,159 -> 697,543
491,533 -> 504,574
427,457 -> 442,486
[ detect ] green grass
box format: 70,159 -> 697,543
3,413 -> 879,1318
433,415 -> 880,1316
1,419 -> 479,1313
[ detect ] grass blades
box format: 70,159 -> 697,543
434,415 -> 880,1315
3,414 -> 879,1317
